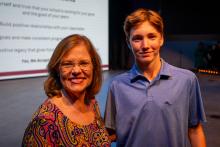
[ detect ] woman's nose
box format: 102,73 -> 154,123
71,65 -> 81,74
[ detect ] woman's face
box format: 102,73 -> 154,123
59,43 -> 93,97
129,20 -> 164,67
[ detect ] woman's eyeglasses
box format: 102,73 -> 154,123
60,60 -> 92,71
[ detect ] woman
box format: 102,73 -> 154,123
22,34 -> 110,146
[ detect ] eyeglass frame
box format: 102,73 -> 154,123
59,60 -> 93,71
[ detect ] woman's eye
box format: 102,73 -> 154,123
61,62 -> 72,67
80,61 -> 89,67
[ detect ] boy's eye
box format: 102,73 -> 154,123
132,35 -> 143,41
148,34 -> 156,39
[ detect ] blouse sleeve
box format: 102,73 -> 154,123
22,116 -> 60,146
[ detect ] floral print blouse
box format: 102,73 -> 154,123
22,99 -> 110,146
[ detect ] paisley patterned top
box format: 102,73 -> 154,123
22,99 -> 110,147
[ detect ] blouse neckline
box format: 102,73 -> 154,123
45,99 -> 99,127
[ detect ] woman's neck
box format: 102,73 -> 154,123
60,89 -> 89,112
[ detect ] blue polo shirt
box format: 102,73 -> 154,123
104,59 -> 206,147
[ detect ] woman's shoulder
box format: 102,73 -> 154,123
22,99 -> 63,146
90,98 -> 97,105
32,98 -> 60,121
89,98 -> 101,117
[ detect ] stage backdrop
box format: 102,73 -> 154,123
0,0 -> 108,80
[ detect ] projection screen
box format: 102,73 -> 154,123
0,0 -> 108,80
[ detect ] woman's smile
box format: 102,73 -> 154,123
70,77 -> 86,84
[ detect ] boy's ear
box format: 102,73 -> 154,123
126,39 -> 131,49
160,35 -> 164,47
127,43 -> 131,49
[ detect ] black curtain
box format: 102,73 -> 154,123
108,0 -> 130,70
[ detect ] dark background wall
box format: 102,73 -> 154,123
109,0 -> 220,70
161,0 -> 220,35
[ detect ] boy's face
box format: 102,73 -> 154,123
129,21 -> 164,66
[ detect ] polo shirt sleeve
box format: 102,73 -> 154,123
104,83 -> 116,130
188,75 -> 207,127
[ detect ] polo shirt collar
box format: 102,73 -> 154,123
130,59 -> 172,83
